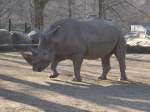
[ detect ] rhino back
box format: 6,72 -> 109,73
81,20 -> 121,58
49,20 -> 87,57
48,19 -> 123,59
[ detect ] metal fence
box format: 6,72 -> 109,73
0,44 -> 38,52
0,18 -> 34,52
0,19 -> 31,33
0,44 -> 149,54
0,19 -> 150,54
126,45 -> 150,54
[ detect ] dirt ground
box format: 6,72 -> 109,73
0,52 -> 150,112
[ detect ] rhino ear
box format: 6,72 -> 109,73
21,52 -> 33,65
39,25 -> 61,41
49,25 -> 61,35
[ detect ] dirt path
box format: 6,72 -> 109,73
0,52 -> 150,112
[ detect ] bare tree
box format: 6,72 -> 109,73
0,0 -> 12,18
31,0 -> 49,28
68,0 -> 75,18
98,0 -> 103,18
98,0 -> 108,19
83,0 -> 87,17
0,0 -> 149,32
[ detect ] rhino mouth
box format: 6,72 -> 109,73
33,67 -> 43,72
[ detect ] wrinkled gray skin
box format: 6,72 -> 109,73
22,19 -> 127,82
0,29 -> 13,44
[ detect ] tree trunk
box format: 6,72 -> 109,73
68,0 -> 75,18
68,0 -> 72,18
84,0 -> 87,17
98,0 -> 104,19
32,0 -> 49,28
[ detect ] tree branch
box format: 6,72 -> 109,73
104,0 -> 124,10
123,0 -> 150,17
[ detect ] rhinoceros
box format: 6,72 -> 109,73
0,29 -> 13,44
27,30 -> 40,44
0,29 -> 13,50
22,19 -> 127,82
11,31 -> 31,44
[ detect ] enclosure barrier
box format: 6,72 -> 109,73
126,45 -> 150,54
0,44 -> 38,52
0,44 -> 150,54
0,18 -> 31,33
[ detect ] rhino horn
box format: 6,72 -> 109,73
21,52 -> 33,65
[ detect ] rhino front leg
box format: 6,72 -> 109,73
99,54 -> 111,80
50,59 -> 61,78
72,55 -> 83,82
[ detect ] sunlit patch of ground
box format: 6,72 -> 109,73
0,52 -> 150,112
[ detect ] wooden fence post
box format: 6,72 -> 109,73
24,22 -> 27,33
8,18 -> 11,31
0,17 -> 1,29
98,0 -> 105,19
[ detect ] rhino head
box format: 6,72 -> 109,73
21,48 -> 52,72
21,25 -> 61,72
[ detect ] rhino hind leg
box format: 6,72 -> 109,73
115,44 -> 127,81
98,54 -> 111,80
72,55 -> 83,82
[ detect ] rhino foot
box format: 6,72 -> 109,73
49,74 -> 59,78
120,76 -> 128,81
72,78 -> 82,82
98,76 -> 107,80
49,71 -> 59,78
49,75 -> 58,78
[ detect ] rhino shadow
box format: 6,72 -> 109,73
0,74 -> 150,112
46,80 -> 150,112
0,74 -> 89,112
0,87 -> 88,112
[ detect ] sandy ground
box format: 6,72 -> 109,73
0,52 -> 150,112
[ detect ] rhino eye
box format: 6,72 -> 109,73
32,52 -> 37,56
42,50 -> 48,55
43,52 -> 47,55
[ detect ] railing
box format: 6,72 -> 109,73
0,44 -> 149,54
146,35 -> 150,38
0,44 -> 38,52
126,45 -> 150,54
0,19 -> 31,33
